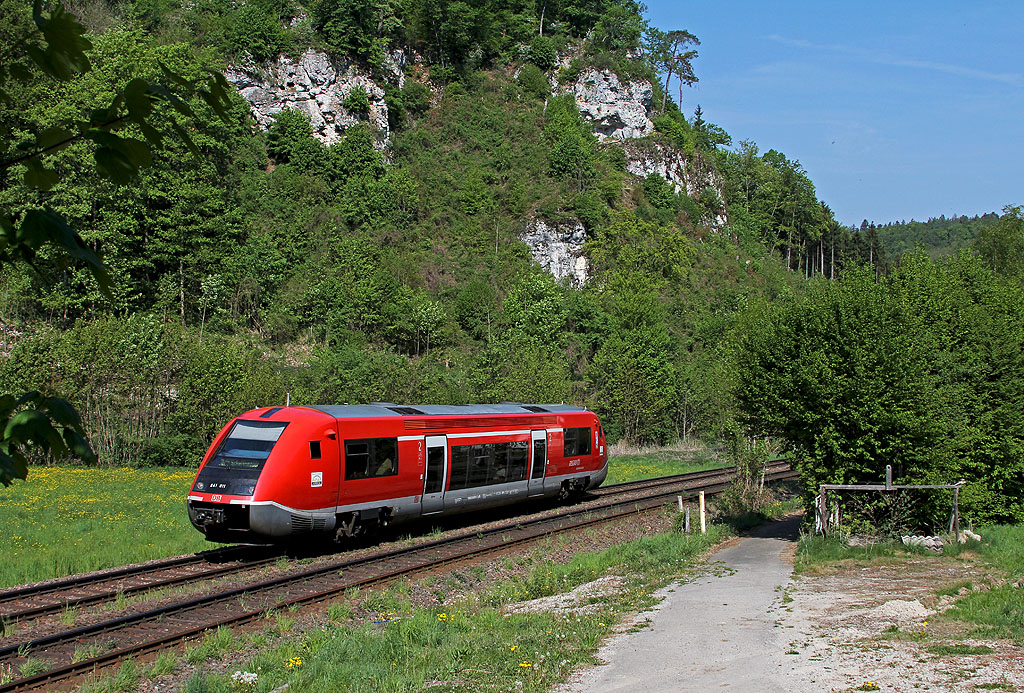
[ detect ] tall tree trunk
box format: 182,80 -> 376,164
831,237 -> 835,279
178,260 -> 186,327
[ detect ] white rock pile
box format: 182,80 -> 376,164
901,535 -> 944,551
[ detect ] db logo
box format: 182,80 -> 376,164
211,494 -> 222,502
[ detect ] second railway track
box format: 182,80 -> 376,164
0,463 -> 796,691
0,462 -> 788,625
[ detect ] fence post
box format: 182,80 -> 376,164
815,488 -> 825,536
952,486 -> 960,539
699,490 -> 706,534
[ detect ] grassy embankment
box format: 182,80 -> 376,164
78,521 -> 729,692
0,448 -> 724,588
797,526 -> 1024,641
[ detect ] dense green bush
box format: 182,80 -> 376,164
342,85 -> 371,114
736,255 -> 1024,523
0,317 -> 283,466
516,64 -> 550,100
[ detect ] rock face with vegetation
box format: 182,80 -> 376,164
622,138 -> 728,232
226,50 -> 395,146
520,219 -> 590,286
562,67 -> 655,140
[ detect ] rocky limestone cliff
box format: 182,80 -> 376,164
560,67 -> 654,141
520,219 -> 590,287
226,49 -> 405,147
621,139 -> 729,233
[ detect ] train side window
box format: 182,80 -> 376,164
509,442 -> 528,481
563,427 -> 591,457
309,441 -> 322,459
468,444 -> 490,487
450,445 -> 470,490
344,438 -> 398,480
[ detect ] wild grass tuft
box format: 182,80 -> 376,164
185,626 -> 236,665
926,643 -> 993,656
146,651 -> 178,679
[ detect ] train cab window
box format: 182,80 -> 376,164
344,437 -> 398,480
309,441 -> 322,460
563,427 -> 592,457
207,420 -> 288,471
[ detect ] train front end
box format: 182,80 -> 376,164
187,407 -> 340,542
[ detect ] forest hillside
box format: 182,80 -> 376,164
2,0 -> 1022,523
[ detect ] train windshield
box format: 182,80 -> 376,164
207,420 -> 288,470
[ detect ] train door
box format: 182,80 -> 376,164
528,430 -> 547,496
422,435 -> 447,515
308,422 -> 341,511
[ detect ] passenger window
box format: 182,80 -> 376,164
563,427 -> 592,457
309,441 -> 322,459
449,440 -> 529,490
344,438 -> 399,480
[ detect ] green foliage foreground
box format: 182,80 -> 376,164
737,253 -> 1024,524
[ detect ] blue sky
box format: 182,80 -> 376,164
644,1 -> 1023,226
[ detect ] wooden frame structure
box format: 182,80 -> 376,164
815,465 -> 965,537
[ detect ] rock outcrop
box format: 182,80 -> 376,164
520,219 -> 590,287
226,49 -> 403,147
621,138 -> 729,232
561,67 -> 654,141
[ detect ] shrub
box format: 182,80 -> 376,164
516,64 -> 550,100
528,34 -> 557,71
342,86 -> 371,114
401,81 -> 431,115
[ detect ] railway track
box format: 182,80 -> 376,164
0,546 -> 279,624
0,464 -> 797,690
0,462 -> 788,627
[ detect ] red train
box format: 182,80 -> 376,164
187,403 -> 609,542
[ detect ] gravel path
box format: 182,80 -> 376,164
558,516 -> 1024,692
558,516 -> 802,692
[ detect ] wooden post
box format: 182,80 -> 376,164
698,491 -> 706,534
952,486 -> 960,539
684,506 -> 690,534
815,488 -> 825,536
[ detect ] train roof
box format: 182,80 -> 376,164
301,403 -> 589,419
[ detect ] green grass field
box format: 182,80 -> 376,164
0,450 -> 724,589
0,467 -> 211,589
603,447 -> 726,485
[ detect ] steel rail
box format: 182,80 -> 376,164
0,466 -> 797,691
0,554 -> 281,622
0,547 -> 251,605
0,463 -> 782,623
